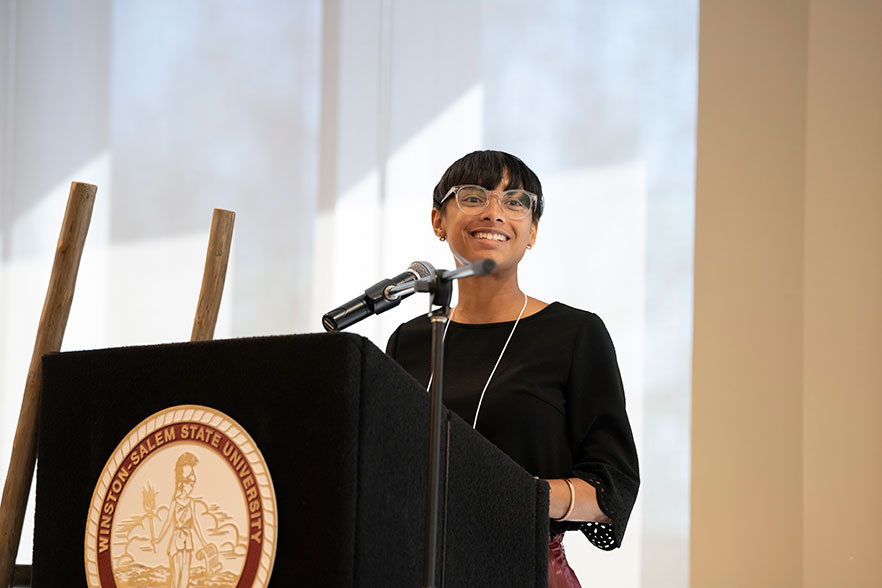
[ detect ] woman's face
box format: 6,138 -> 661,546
431,175 -> 537,274
181,465 -> 196,495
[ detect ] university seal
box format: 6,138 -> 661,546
84,405 -> 277,587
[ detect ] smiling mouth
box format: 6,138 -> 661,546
472,231 -> 509,242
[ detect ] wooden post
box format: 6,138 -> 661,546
191,208 -> 235,341
0,182 -> 96,586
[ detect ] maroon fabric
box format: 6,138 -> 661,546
548,534 -> 582,588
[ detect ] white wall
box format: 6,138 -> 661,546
0,1 -> 696,584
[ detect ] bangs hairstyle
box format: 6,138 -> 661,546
433,150 -> 544,221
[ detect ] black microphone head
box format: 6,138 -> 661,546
408,260 -> 435,279
322,297 -> 370,331
321,314 -> 339,332
473,258 -> 496,276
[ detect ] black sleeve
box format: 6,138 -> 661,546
565,313 -> 640,550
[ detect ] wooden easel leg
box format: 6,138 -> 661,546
191,208 -> 235,342
10,564 -> 30,587
0,182 -> 96,587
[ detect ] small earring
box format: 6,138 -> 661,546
526,244 -> 532,250
439,236 -> 446,242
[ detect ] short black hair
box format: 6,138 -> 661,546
432,150 -> 544,221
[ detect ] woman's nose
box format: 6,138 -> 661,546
482,195 -> 505,220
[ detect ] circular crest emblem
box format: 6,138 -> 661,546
84,405 -> 278,587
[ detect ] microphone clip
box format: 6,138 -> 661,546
413,258 -> 497,314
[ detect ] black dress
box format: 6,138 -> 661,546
386,302 -> 640,550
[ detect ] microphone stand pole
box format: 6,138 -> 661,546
383,258 -> 496,587
423,275 -> 451,588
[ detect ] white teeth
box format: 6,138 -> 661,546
473,232 -> 507,241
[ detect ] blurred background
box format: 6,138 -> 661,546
3,0 -> 697,585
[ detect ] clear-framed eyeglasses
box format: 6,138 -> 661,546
439,185 -> 538,220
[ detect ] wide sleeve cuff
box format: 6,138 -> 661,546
571,464 -> 638,550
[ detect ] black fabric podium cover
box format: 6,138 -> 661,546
34,333 -> 548,587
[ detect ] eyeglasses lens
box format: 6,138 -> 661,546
455,186 -> 532,219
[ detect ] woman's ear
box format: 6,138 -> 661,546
529,221 -> 538,248
431,208 -> 445,240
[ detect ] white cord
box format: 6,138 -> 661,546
472,293 -> 528,428
426,293 -> 529,428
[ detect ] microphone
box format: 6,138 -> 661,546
322,261 -> 435,332
410,258 -> 497,293
440,258 -> 496,281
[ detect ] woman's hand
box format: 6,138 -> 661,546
544,477 -> 612,524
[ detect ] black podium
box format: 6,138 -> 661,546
33,333 -> 549,586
